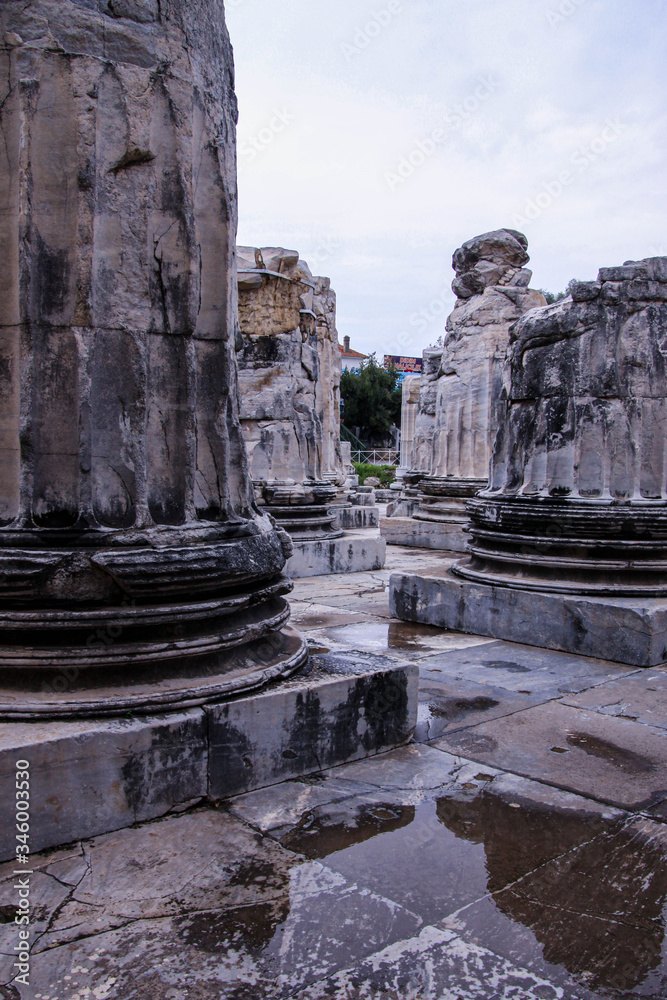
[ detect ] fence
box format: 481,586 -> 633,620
351,450 -> 400,467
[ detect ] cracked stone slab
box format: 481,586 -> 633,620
16,809 -> 423,998
287,603 -> 372,630
432,701 -> 667,810
560,669 -> 667,729
442,815 -> 667,999
417,640 -> 636,698
290,924 -> 578,999
227,776 -> 384,836
267,759 -> 625,930
416,676 -> 551,742
0,710 -> 207,860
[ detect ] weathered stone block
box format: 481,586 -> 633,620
207,654 -> 418,799
390,571 -> 667,667
339,506 -> 380,528
381,516 -> 468,552
286,534 -> 386,578
0,710 -> 207,860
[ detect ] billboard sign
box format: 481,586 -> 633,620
384,355 -> 423,374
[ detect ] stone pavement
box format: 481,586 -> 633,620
2,544 -> 667,999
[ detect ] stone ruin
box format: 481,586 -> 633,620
395,374 -> 421,479
0,0 -> 311,717
391,257 -> 667,666
236,246 -> 344,542
383,229 -> 546,551
0,0 -> 414,856
236,247 -> 386,577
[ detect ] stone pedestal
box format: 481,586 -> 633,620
237,252 -> 385,574
384,231 -> 545,552
0,653 -> 417,860
391,257 -> 667,666
0,0 -> 309,718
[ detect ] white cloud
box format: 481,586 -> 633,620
227,0 -> 667,359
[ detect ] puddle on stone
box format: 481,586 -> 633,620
280,802 -> 415,859
319,621 -> 456,655
271,785 -> 667,997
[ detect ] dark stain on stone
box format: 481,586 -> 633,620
565,731 -> 656,774
0,986 -> 22,1000
110,147 -> 155,173
430,695 -> 501,721
32,232 -> 70,318
209,716 -> 256,798
483,659 -> 532,673
177,899 -> 290,957
226,859 -> 277,888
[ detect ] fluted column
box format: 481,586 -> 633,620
456,259 -> 667,595
0,0 -> 307,718
415,230 -> 546,531
236,247 -> 342,540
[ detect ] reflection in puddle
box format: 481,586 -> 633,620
437,792 -> 667,994
273,784 -> 667,996
281,802 -> 415,859
320,621 -> 450,653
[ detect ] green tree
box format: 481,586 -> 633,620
340,354 -> 402,445
540,279 -> 578,304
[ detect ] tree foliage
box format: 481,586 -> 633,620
540,279 -> 578,305
340,354 -> 402,444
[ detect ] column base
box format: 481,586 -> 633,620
389,570 -> 667,667
0,653 -> 417,860
285,533 -> 386,578
340,506 -> 380,529
380,516 -> 469,552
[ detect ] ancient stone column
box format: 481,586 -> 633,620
392,257 -> 667,666
314,277 -> 347,489
397,375 -> 421,477
236,247 -> 342,541
0,0 -> 307,717
384,231 -> 545,549
237,247 -> 386,575
414,230 -> 546,545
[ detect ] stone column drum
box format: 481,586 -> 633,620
383,230 -> 545,550
237,247 -> 385,575
236,246 -> 342,542
0,0 -> 308,717
391,258 -> 667,666
396,374 -> 421,477
414,230 -> 546,548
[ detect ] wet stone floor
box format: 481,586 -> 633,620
2,545 -> 667,999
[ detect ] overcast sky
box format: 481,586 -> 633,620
226,0 -> 667,361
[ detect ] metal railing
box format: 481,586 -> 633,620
351,450 -> 400,467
